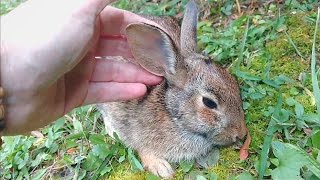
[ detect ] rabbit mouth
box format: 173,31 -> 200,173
214,141 -> 240,148
212,134 -> 246,147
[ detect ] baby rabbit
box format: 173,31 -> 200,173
99,0 -> 247,178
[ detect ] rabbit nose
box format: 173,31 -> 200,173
238,120 -> 248,140
232,127 -> 247,143
232,135 -> 241,143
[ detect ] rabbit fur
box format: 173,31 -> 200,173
99,0 -> 247,178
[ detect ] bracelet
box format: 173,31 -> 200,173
0,87 -> 4,146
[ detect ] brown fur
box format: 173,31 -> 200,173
98,1 -> 247,178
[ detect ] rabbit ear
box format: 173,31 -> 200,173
126,23 -> 178,76
181,0 -> 198,56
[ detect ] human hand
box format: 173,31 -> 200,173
0,0 -> 163,135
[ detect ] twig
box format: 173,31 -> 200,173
236,0 -> 242,15
92,117 -> 98,132
64,114 -> 73,124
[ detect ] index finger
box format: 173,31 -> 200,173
99,6 -> 163,35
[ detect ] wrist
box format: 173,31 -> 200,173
0,39 -> 6,145
0,80 -> 4,147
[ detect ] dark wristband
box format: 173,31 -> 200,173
0,87 -> 4,146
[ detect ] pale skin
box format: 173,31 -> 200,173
0,0 -> 163,135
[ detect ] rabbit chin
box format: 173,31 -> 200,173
211,134 -> 239,147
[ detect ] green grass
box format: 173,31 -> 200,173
1,0 -> 320,179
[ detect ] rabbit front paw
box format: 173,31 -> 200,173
140,153 -> 174,178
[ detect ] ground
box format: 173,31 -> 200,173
0,0 -> 320,180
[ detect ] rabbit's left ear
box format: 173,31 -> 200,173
126,23 -> 178,76
181,0 -> 198,56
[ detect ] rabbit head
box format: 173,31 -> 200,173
126,0 -> 247,146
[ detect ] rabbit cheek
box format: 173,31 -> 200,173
198,108 -> 218,127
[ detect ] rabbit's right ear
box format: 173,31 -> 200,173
126,23 -> 178,76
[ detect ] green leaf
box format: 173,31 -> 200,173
73,119 -> 83,132
285,31 -> 304,60
262,79 -> 280,88
131,154 -> 144,171
118,155 -> 125,163
235,70 -> 261,81
289,87 -> 300,96
62,155 -> 74,164
180,160 -> 194,173
65,139 -> 78,149
50,142 -> 59,153
45,128 -> 54,148
196,175 -> 207,180
89,134 -> 106,145
17,153 -> 29,170
100,166 -> 112,176
53,118 -> 65,132
184,170 -> 206,180
82,152 -> 103,171
302,114 -> 320,124
311,8 -> 320,114
196,148 -> 219,169
249,92 -> 265,100
270,158 -> 279,166
92,144 -> 110,159
312,131 -> 320,149
234,18 -> 249,71
271,141 -> 320,180
32,169 -> 46,180
65,131 -> 89,140
208,172 -> 218,180
274,75 -> 294,84
258,95 -> 283,180
295,102 -> 304,118
31,153 -> 48,167
146,173 -> 160,180
74,155 -> 85,164
286,97 -> 296,106
128,148 -> 144,171
243,102 -> 251,110
236,172 -> 253,180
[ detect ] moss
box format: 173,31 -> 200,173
210,148 -> 243,179
108,162 -> 145,180
267,12 -> 320,61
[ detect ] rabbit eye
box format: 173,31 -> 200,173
202,97 -> 217,109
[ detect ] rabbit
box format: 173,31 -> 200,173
98,0 -> 247,178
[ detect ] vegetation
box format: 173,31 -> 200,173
1,0 -> 319,179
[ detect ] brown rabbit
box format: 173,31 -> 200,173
99,0 -> 247,178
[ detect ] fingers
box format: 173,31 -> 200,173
91,59 -> 163,85
99,6 -> 164,35
95,37 -> 133,57
83,82 -> 147,105
78,0 -> 116,17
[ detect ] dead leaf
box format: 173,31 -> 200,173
31,131 -> 44,138
240,132 -> 251,160
303,128 -> 312,136
67,148 -> 78,154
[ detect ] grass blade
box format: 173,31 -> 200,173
258,95 -> 283,180
311,8 -> 320,114
232,17 -> 250,71
285,31 -> 304,60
